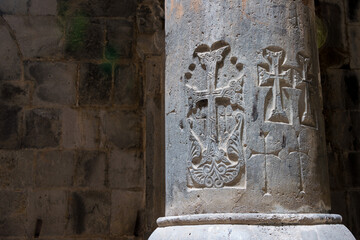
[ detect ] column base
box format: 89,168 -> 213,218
149,214 -> 355,239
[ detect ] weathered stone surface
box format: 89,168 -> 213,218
23,108 -> 61,148
150,223 -> 355,240
0,191 -> 27,237
114,64 -> 138,105
74,150 -> 107,188
111,190 -> 143,237
0,150 -> 33,188
109,149 -> 143,189
65,18 -> 104,59
0,23 -> 22,81
25,62 -> 76,105
349,26 -> 360,69
164,0 -> 330,216
4,16 -> 64,58
29,0 -> 57,16
106,20 -> 133,59
0,104 -> 21,149
0,0 -> 27,15
345,0 -> 360,23
101,110 -> 141,149
318,0 -> 349,68
27,190 -> 68,236
62,108 -> 100,149
35,151 -> 74,187
79,63 -> 112,105
67,191 -> 111,235
0,82 -> 30,106
58,0 -> 137,18
348,191 -> 360,239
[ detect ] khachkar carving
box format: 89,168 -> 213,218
258,47 -> 316,127
185,42 -> 245,188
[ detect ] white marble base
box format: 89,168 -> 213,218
149,214 -> 355,240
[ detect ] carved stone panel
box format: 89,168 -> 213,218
185,42 -> 245,189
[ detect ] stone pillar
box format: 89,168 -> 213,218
150,0 -> 355,239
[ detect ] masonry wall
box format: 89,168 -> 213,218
317,0 -> 360,239
0,0 -> 164,239
0,0 -> 359,239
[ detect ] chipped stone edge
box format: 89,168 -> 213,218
157,213 -> 342,227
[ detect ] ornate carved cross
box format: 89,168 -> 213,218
258,49 -> 291,123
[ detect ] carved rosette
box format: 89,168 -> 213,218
185,42 -> 245,188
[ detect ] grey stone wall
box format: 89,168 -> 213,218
0,0 -> 164,239
317,0 -> 360,239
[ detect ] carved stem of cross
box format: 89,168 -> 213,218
269,53 -> 287,120
300,57 -> 313,125
196,46 -> 228,152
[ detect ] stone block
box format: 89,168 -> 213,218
27,190 -> 67,236
349,111 -> 360,151
4,16 -> 64,59
114,64 -> 139,106
0,23 -> 22,81
29,0 -> 57,15
23,108 -> 61,148
0,190 -> 27,237
324,111 -> 352,151
65,18 -> 104,60
349,25 -> 360,69
344,152 -> 360,188
62,108 -> 100,149
345,0 -> 360,23
0,0 -> 27,15
318,0 -> 348,68
25,62 -> 76,106
100,110 -> 141,149
74,151 -> 107,188
109,149 -> 143,189
348,191 -> 360,239
66,191 -> 111,235
145,57 -> 163,95
327,151 -> 346,190
57,0 -> 137,18
110,190 -> 143,237
105,20 -> 133,59
323,69 -> 346,111
0,82 -> 30,106
0,104 -> 21,149
35,151 -> 74,187
0,150 -> 33,189
79,63 -> 112,105
330,191 -> 349,226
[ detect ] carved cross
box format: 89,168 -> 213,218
258,49 -> 291,123
187,46 -> 242,158
294,54 -> 315,127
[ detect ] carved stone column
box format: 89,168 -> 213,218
150,0 -> 355,239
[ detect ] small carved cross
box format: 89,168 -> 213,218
295,54 -> 315,127
258,49 -> 291,123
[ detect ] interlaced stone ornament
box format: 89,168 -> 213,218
185,42 -> 245,188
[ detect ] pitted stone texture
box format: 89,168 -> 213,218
25,62 -> 77,106
74,150 -> 107,188
4,16 -> 64,58
149,224 -> 355,240
66,191 -> 111,235
23,108 -> 61,148
164,0 -> 330,215
0,22 -> 22,81
0,150 -> 33,189
35,151 -> 74,187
